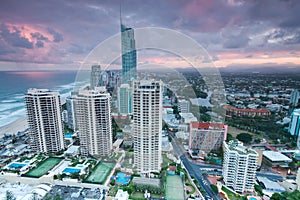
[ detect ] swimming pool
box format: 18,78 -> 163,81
62,167 -> 81,174
8,163 -> 26,169
65,133 -> 73,138
249,198 -> 258,200
116,172 -> 131,185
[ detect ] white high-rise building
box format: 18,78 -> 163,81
223,140 -> 258,193
178,99 -> 190,113
90,64 -> 101,89
25,88 -> 65,153
74,87 -> 112,157
296,168 -> 300,191
133,80 -> 162,173
117,83 -> 132,115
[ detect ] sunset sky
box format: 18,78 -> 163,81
0,0 -> 300,71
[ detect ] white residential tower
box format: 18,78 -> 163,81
74,87 -> 112,157
133,80 -> 163,173
223,140 -> 258,193
25,88 -> 65,153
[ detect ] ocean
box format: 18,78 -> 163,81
0,71 -> 83,128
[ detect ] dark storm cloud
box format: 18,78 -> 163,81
36,40 -> 44,48
48,28 -> 63,43
245,0 -> 300,28
0,24 -> 34,49
31,32 -> 49,41
0,0 -> 299,66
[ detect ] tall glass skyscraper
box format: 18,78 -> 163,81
121,21 -> 137,84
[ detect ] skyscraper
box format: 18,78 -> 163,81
25,88 -> 65,153
66,94 -> 77,131
117,83 -> 132,115
178,99 -> 190,113
288,109 -> 300,148
74,87 -> 112,157
90,64 -> 101,89
289,109 -> 300,137
189,122 -> 228,152
121,18 -> 137,84
133,80 -> 162,173
223,140 -> 258,193
290,89 -> 299,106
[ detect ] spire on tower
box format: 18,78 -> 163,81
120,0 -> 126,32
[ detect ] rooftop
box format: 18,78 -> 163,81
226,140 -> 257,155
257,176 -> 285,192
263,151 -> 292,162
180,113 -> 197,119
292,109 -> 300,116
224,105 -> 270,113
64,145 -> 80,155
190,121 -> 226,130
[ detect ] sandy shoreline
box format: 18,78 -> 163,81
0,117 -> 28,136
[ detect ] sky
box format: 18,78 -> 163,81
0,0 -> 300,71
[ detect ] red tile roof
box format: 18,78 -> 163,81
190,122 -> 226,129
224,105 -> 270,113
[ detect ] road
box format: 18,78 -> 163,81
181,155 -> 222,200
169,132 -> 284,199
170,133 -> 222,200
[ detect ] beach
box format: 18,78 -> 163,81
0,117 -> 28,136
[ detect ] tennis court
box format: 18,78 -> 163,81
85,162 -> 115,184
25,157 -> 63,178
165,175 -> 185,200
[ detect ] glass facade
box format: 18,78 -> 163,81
121,23 -> 137,84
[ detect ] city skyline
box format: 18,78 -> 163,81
1,1 -> 300,199
0,0 -> 300,71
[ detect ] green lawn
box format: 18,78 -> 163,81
162,154 -> 175,168
25,157 -> 63,178
85,162 -> 115,184
222,186 -> 247,200
166,175 -> 185,200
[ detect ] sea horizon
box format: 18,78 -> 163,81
0,70 -> 80,128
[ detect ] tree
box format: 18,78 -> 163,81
254,184 -> 263,196
110,179 -> 115,185
6,191 -> 16,200
254,138 -> 261,144
226,133 -> 234,142
236,133 -> 253,144
284,190 -> 300,199
270,193 -> 285,200
54,194 -> 62,200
